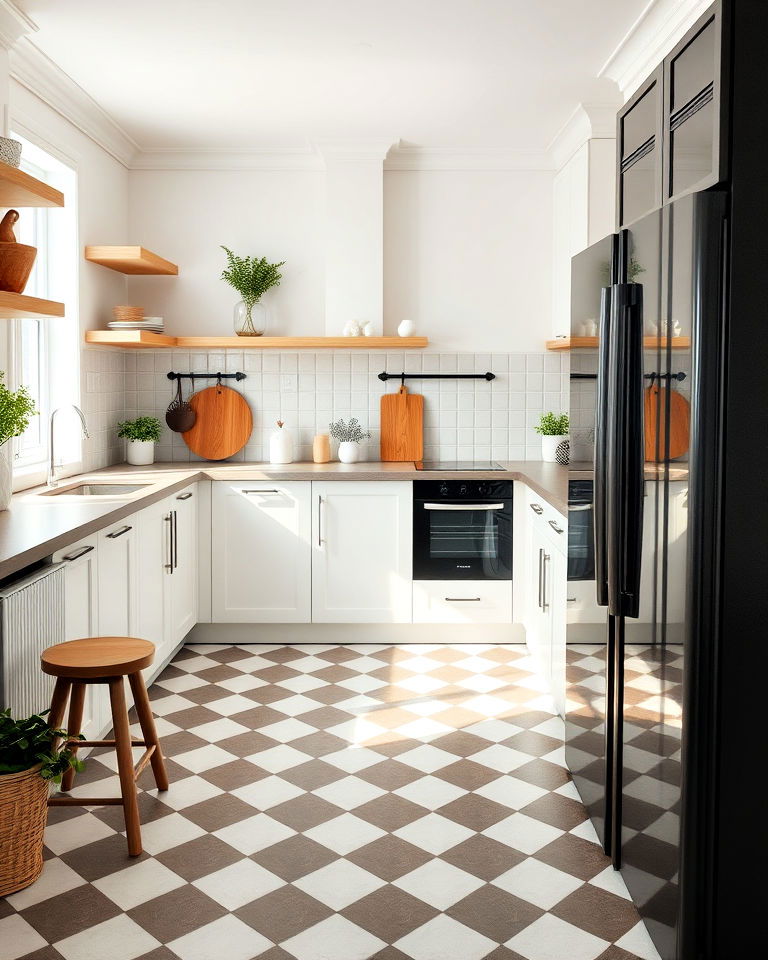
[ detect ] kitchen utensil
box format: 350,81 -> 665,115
380,383 -> 424,461
165,378 -> 196,433
0,210 -> 36,294
181,382 -> 252,460
644,383 -> 690,461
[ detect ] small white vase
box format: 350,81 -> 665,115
0,443 -> 12,510
126,440 -> 155,465
338,441 -> 362,464
397,318 -> 416,337
541,434 -> 569,463
269,422 -> 293,464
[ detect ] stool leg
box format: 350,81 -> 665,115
128,671 -> 169,791
61,682 -> 86,792
47,677 -> 71,732
109,678 -> 142,857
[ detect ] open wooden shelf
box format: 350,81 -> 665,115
546,336 -> 691,351
84,246 -> 178,275
0,164 -> 64,207
85,332 -> 429,350
0,291 -> 65,319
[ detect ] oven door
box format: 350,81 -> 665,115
413,499 -> 513,580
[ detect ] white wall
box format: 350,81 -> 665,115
125,166 -> 555,351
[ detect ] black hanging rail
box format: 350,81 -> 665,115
378,371 -> 495,382
167,371 -> 246,382
645,371 -> 686,382
570,373 -> 597,380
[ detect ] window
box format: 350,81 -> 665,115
7,134 -> 78,486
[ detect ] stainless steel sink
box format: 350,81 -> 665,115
43,483 -> 151,497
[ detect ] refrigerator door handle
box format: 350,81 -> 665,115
594,285 -> 612,608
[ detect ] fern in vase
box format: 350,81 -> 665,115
221,247 -> 285,336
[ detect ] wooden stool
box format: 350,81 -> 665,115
41,637 -> 169,857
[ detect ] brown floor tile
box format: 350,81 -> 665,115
433,759 -> 500,790
91,790 -> 176,831
60,834 -> 150,882
533,833 -> 611,881
216,730 -> 280,758
357,760 -> 423,791
501,709 -> 554,729
205,647 -> 254,664
346,835 -> 432,881
447,885 -> 544,941
512,758 -> 572,790
128,884 -> 226,942
181,793 -> 258,832
552,884 -> 642,941
298,705 -> 351,730
236,885 -> 332,940
315,647 -> 360,664
504,729 -> 562,756
438,793 -> 511,831
253,950 -> 296,960
155,728 -> 211,753
441,834 -> 525,881
251,834 -> 337,882
484,949 -> 530,960
353,793 -> 427,832
266,793 -> 344,830
290,731 -> 349,757
242,683 -> 296,705
155,834 -> 242,882
341,884 -> 438,941
280,758 -> 345,790
595,948 -> 647,960
9,949 -> 66,960
19,885 -> 121,943
254,664 -> 301,683
227,705 -> 286,729
305,683 -> 357,706
178,684 -> 233,706
520,792 -> 587,831
371,949 -> 412,960
261,647 -> 307,663
199,758 -> 270,790
428,730 -> 487,757
311,664 -> 358,683
367,736 -> 417,758
195,664 -> 243,683
427,647 -> 470,664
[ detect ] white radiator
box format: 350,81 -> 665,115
0,563 -> 65,718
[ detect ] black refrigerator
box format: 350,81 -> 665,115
566,166 -> 768,959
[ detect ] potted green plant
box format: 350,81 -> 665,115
0,709 -> 83,896
329,417 -> 371,463
117,416 -> 162,465
0,372 -> 36,510
221,246 -> 286,337
535,411 -> 570,463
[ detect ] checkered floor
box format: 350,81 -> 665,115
3,643 -> 662,960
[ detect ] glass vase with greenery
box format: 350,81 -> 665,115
221,246 -> 286,336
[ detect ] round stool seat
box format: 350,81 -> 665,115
41,637 -> 155,680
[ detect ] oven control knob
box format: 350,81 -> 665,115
439,483 -> 449,496
460,484 -> 468,495
478,483 -> 489,496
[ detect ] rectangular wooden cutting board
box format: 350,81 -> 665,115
380,385 -> 424,461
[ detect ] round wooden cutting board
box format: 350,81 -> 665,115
644,384 -> 690,462
182,385 -> 252,460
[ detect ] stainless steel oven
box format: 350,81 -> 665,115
413,479 -> 513,580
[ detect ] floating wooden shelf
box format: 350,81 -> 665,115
0,164 -> 64,207
546,336 -> 691,351
85,332 -> 429,350
0,291 -> 65,319
84,246 -> 178,275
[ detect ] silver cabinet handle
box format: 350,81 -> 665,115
317,495 -> 323,547
542,553 -> 550,611
424,503 -> 504,511
173,509 -> 178,570
106,525 -> 132,539
568,503 -> 591,513
244,489 -> 280,494
445,597 -> 482,602
176,492 -> 193,501
538,547 -> 545,609
548,519 -> 564,534
164,514 -> 173,572
530,503 -> 544,515
62,545 -> 94,562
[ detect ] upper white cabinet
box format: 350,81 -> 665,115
312,481 -> 412,623
212,482 -> 311,622
170,485 -> 198,643
97,516 -> 138,637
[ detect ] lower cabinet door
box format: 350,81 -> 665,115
170,485 -> 198,643
137,497 -> 173,664
98,517 -> 138,638
549,547 -> 567,717
312,481 -> 412,623
413,580 -> 512,624
212,482 -> 311,622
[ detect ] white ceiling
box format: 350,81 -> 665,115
17,0 -> 648,151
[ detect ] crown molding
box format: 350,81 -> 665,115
131,145 -> 323,171
385,144 -> 552,171
0,0 -> 36,51
547,100 -> 620,171
8,37 -> 138,166
599,0 -> 713,99
316,140 -> 394,163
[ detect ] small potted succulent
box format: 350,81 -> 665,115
221,246 -> 285,337
118,416 -> 162,465
329,418 -> 371,463
0,372 -> 36,510
0,709 -> 84,896
535,412 -> 570,463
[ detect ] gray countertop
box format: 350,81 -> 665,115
0,460 -> 568,581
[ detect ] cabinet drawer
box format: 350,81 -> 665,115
413,580 -> 512,624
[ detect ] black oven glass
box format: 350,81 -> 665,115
568,480 -> 595,581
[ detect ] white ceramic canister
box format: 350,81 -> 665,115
338,441 -> 362,463
269,420 -> 294,464
126,439 -> 155,466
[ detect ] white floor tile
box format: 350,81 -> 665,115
470,743 -> 532,773
44,812 -> 115,855
6,857 -> 85,910
258,717 -> 317,742
396,674 -> 446,695
395,913 -> 496,960
137,812 -> 205,855
475,777 -> 548,810
214,813 -> 296,855
148,775 -> 221,810
94,858 -> 185,910
294,858 -> 385,910
393,813 -> 474,855
193,858 -> 284,910
483,812 -> 564,855
615,921 -> 664,960
149,693 -> 196,716
173,744 -> 237,773
304,812 -> 386,855
282,914 -> 385,960
507,914 -> 609,960
277,673 -> 328,693
55,914 -> 160,960
217,674 -> 269,693
188,717 -> 250,742
493,857 -> 583,909
205,693 -> 259,717
395,717 -> 453,740
393,775 -> 465,810
394,859 -> 484,910
589,865 -> 633,900
245,744 -> 312,773
231,774 -> 304,809
270,693 -> 326,716
322,746 -> 384,773
463,718 -> 524,742
313,775 -> 386,811
335,674 -> 387,693
396,744 -> 458,773
155,674 -> 207,694
167,914 -> 272,960
0,914 -> 47,959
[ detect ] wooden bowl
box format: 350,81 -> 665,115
113,305 -> 145,321
0,243 -> 37,294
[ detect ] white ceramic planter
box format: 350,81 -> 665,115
541,434 -> 569,463
0,443 -> 12,510
338,441 -> 363,463
126,440 -> 155,466
269,424 -> 293,464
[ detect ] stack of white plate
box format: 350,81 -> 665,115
107,316 -> 164,332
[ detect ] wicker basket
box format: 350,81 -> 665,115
0,763 -> 50,896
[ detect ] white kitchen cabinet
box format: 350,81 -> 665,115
312,481 -> 412,623
97,516 -> 138,638
413,580 -> 512,624
170,485 -> 198,643
137,497 -> 173,664
212,482 -> 311,622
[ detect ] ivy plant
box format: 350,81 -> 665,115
0,708 -> 84,783
535,412 -> 570,436
0,372 -> 37,447
117,416 -> 162,442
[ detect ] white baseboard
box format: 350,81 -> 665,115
185,622 -> 526,645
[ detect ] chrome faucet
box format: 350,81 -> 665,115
47,405 -> 90,487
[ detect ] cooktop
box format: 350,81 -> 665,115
415,460 -> 505,471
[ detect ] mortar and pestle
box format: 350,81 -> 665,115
0,210 -> 37,294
